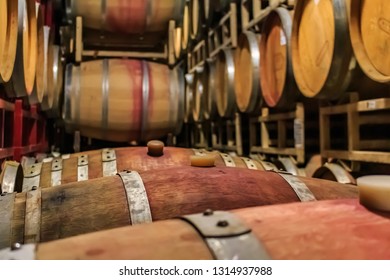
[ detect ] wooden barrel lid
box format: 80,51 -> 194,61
181,3 -> 190,52
234,31 -> 261,114
350,0 -> 390,83
0,0 -> 18,83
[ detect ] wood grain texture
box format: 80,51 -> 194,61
0,0 -> 18,83
36,199 -> 390,260
7,166 -> 358,245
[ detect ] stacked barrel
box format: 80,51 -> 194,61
0,0 -> 64,115
1,142 -> 366,259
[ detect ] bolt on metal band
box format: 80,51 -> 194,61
22,163 -> 43,192
51,158 -> 63,186
220,153 -> 236,167
77,155 -> 89,181
240,157 -> 258,170
102,149 -> 117,177
180,210 -> 271,260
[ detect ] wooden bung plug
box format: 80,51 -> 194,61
357,175 -> 390,211
190,154 -> 216,167
147,140 -> 165,157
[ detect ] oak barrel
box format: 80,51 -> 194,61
0,166 -> 357,247
189,0 -> 203,40
63,59 -> 184,142
215,48 -> 236,119
203,59 -> 219,120
234,31 -> 262,114
192,69 -> 207,122
5,0 -> 37,98
184,73 -> 194,123
0,0 -> 18,83
349,0 -> 390,83
181,2 -> 190,53
27,3 -> 46,105
66,0 -> 184,35
17,147 -> 283,191
260,8 -> 299,109
18,199 -> 390,260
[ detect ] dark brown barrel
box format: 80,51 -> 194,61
0,166 -> 357,247
260,8 -> 299,109
30,199 -> 390,260
66,0 -> 184,35
184,73 -> 194,123
18,147 -> 283,191
234,31 -> 262,114
215,48 -> 236,119
349,0 -> 390,83
5,0 -> 37,98
0,0 -> 18,83
62,59 -> 184,143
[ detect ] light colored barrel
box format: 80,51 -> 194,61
27,3 -> 46,105
63,59 -> 184,142
189,0 -> 202,40
181,2 -> 190,52
0,166 -> 357,247
349,0 -> 390,83
192,69 -> 207,122
0,0 -> 18,83
203,59 -> 218,120
184,73 -> 194,124
66,0 -> 184,34
5,0 -> 37,97
215,48 -> 236,119
26,199 -> 390,260
234,31 -> 262,114
260,8 -> 299,109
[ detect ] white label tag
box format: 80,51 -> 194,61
280,31 -> 287,46
294,119 -> 304,148
314,0 -> 320,5
367,100 -> 376,110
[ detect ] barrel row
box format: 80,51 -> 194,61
0,164 -> 357,249
0,0 -> 64,115
4,198 -> 390,260
1,146 -> 286,193
186,1 -> 390,121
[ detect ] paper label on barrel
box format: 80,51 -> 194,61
314,0 -> 320,5
280,31 -> 287,46
294,119 -> 304,148
367,100 -> 376,110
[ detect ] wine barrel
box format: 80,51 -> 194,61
5,0 -> 37,98
215,48 -> 236,119
63,59 -> 184,142
189,0 -> 203,40
260,8 -> 299,109
66,0 -> 184,34
12,199 -> 390,260
192,69 -> 207,122
0,166 -> 357,247
0,0 -> 18,83
313,162 -> 356,185
349,0 -> 390,83
27,3 -> 46,105
234,31 -> 262,114
203,59 -> 219,120
43,44 -> 63,118
181,2 -> 190,53
202,0 -> 216,27
184,73 -> 194,123
17,147 -> 282,191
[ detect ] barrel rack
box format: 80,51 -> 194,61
320,94 -> 390,170
185,2 -> 243,155
0,98 -> 48,162
64,17 -> 177,66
